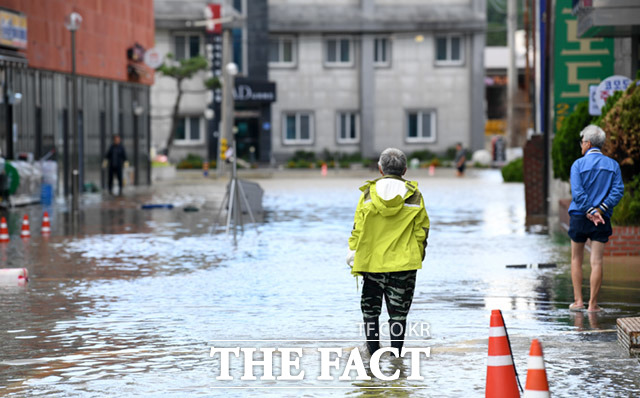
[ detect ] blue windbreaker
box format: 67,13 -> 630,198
568,148 -> 624,218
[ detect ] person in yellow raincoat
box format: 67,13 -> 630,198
347,148 -> 430,355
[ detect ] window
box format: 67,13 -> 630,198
175,116 -> 203,144
269,36 -> 297,66
232,28 -> 243,72
374,37 -> 390,66
406,111 -> 436,143
435,35 -> 463,65
174,34 -> 201,60
283,112 -> 313,145
336,112 -> 359,144
325,37 -> 353,66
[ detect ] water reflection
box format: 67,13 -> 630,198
0,171 -> 639,397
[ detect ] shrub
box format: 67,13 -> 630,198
611,175 -> 640,226
597,80 -> 640,182
551,101 -> 593,181
409,150 -> 435,161
177,153 -> 203,169
501,157 -> 524,182
429,157 -> 441,167
445,146 -> 458,160
291,150 -> 316,162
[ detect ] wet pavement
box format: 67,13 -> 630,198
0,169 -> 639,397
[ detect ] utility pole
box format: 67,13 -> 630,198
524,0 -> 532,134
218,28 -> 233,177
65,12 -> 82,212
507,0 -> 517,147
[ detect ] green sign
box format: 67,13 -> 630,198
553,0 -> 614,133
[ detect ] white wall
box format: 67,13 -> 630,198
374,34 -> 470,154
270,34 -> 360,157
269,32 -> 472,159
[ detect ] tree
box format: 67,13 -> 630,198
551,101 -> 593,181
597,81 -> 640,182
156,54 -> 220,158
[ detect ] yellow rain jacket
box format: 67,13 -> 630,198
348,175 -> 430,275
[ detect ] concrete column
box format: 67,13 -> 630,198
360,0 -> 376,158
360,34 -> 375,159
470,31 -> 486,152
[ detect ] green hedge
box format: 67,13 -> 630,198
501,157 -> 524,183
551,102 -> 593,182
612,175 -> 640,226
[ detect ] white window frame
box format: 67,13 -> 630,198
173,32 -> 203,61
405,110 -> 437,143
324,36 -> 354,67
282,112 -> 314,145
269,35 -> 297,67
373,37 -> 391,67
336,111 -> 360,144
174,115 -> 205,145
434,35 -> 464,66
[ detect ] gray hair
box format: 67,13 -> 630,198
580,125 -> 606,148
378,148 -> 407,176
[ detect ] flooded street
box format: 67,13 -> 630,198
1,169 -> 639,397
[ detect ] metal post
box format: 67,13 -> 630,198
507,0 -> 517,148
217,29 -> 233,177
71,30 -> 80,212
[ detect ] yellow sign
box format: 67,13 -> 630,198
0,9 -> 27,50
485,119 -> 506,135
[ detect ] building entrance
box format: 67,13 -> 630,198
234,117 -> 260,163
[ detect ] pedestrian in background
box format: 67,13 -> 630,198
347,148 -> 430,355
454,143 -> 466,177
568,125 -> 624,313
103,135 -> 128,196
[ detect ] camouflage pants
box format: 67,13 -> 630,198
360,271 -> 417,321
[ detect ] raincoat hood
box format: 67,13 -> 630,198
361,175 -> 417,217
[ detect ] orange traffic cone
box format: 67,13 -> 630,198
523,339 -> 550,398
429,164 -> 435,176
0,217 -> 8,243
20,215 -> 30,239
41,212 -> 51,236
486,309 -> 521,398
321,163 -> 328,177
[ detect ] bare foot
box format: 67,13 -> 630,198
587,306 -> 602,313
569,302 -> 584,311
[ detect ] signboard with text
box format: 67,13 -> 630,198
0,9 -> 27,50
553,0 -> 613,133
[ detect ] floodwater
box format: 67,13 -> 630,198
0,170 -> 639,397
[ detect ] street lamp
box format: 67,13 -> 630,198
217,61 -> 238,177
65,12 -> 82,213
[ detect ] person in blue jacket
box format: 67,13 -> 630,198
568,125 -> 624,313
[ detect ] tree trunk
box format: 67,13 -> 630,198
165,78 -> 184,158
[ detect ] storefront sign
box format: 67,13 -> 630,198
233,79 -> 276,103
144,47 -> 164,69
0,9 -> 27,50
594,75 -> 631,109
553,0 -> 613,132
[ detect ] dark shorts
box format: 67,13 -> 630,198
568,214 -> 612,243
457,164 -> 466,173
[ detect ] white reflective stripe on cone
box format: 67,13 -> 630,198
489,326 -> 506,337
486,355 -> 513,366
527,356 -> 545,370
523,390 -> 550,398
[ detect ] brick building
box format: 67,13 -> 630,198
0,0 -> 155,196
